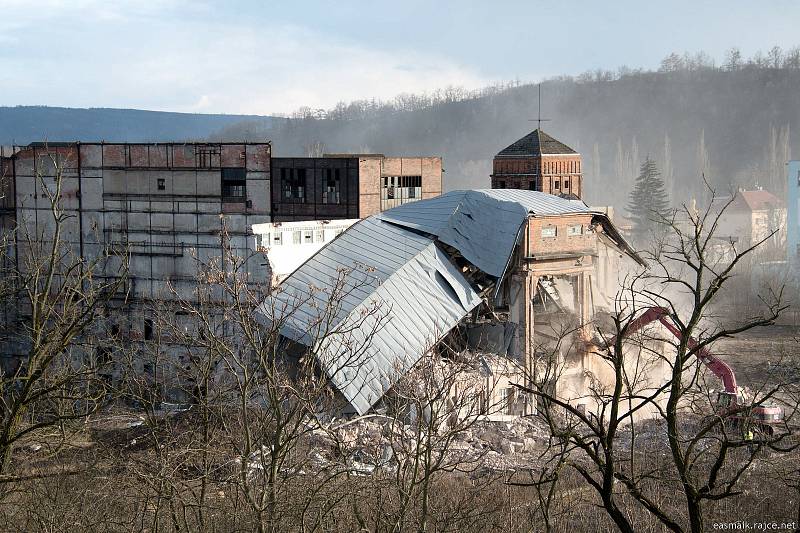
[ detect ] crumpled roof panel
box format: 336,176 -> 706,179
257,216 -> 481,415
378,189 -> 594,278
258,189 -> 640,415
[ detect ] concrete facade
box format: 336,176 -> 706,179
4,141 -> 271,345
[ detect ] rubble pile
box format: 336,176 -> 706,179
297,415 -> 554,475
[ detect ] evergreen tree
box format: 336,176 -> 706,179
627,156 -> 670,238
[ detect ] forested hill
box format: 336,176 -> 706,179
215,59 -> 800,208
0,106 -> 276,146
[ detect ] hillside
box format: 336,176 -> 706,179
0,106 -> 277,146
216,64 -> 800,208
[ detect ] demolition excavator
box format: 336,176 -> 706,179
609,306 -> 784,434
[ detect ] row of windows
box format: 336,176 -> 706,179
259,228 -> 345,247
496,177 -> 573,191
497,159 -> 581,175
540,224 -> 584,238
152,168 -> 248,200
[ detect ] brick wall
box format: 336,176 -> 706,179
525,214 -> 596,258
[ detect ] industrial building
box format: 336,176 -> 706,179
270,154 -> 442,222
258,189 -> 643,416
1,142 -> 271,310
0,141 -> 444,363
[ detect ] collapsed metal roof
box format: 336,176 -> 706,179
257,189 -> 642,415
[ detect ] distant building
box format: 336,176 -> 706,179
491,129 -> 583,199
270,155 -> 442,222
712,188 -> 786,253
252,219 -> 358,285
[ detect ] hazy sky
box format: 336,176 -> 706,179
1,0 -> 798,115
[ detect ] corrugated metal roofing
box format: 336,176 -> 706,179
377,189 -> 596,278
257,216 -> 482,415
257,189 -> 641,415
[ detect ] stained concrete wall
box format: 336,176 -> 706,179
9,142 -> 271,341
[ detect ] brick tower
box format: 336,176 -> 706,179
491,129 -> 583,199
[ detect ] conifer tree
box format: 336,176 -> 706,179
627,156 -> 670,238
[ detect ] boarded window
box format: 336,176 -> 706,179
567,224 -> 583,236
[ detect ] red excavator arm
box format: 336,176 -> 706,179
606,307 -> 738,396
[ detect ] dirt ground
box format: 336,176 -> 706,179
713,325 -> 800,389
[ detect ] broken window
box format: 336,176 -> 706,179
196,145 -> 221,167
281,168 -> 306,203
381,175 -> 422,210
541,226 -> 557,238
323,168 -> 341,204
222,167 -> 246,200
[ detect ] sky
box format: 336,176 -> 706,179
0,0 -> 799,115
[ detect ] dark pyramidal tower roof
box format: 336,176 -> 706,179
496,129 -> 577,157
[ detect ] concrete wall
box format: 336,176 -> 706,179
10,142 -> 271,333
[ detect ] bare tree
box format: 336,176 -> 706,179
516,186 -> 799,532
0,149 -> 128,481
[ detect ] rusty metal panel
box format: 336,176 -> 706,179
103,144 -> 126,167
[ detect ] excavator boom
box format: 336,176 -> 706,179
607,307 -> 737,394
